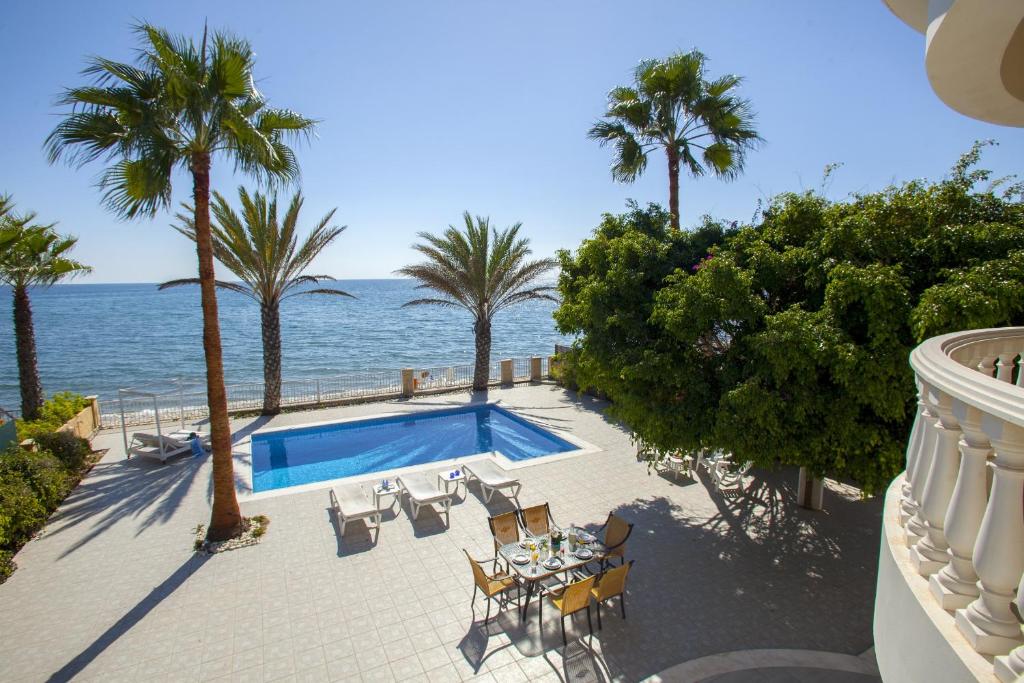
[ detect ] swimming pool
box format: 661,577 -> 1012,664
250,404 -> 577,492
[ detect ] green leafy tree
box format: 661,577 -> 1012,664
556,143 -> 1024,494
0,214 -> 91,420
398,212 -> 557,391
45,23 -> 316,541
589,50 -> 762,232
161,188 -> 351,415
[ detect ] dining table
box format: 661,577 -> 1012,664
497,528 -> 608,622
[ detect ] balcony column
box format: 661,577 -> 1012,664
955,418 -> 1024,655
905,395 -> 939,547
929,402 -> 990,609
909,388 -> 962,576
899,396 -> 927,526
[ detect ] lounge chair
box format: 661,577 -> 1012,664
464,459 -> 522,503
329,485 -> 382,536
713,460 -> 753,495
127,432 -> 191,463
397,472 -> 453,523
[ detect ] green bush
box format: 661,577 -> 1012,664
0,551 -> 13,582
0,446 -> 70,510
16,392 -> 89,441
33,431 -> 91,471
0,475 -> 51,548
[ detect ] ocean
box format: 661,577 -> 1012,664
0,280 -> 570,415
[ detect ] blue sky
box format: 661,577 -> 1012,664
2,1 -> 1022,282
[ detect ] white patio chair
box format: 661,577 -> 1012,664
712,460 -> 753,495
329,485 -> 382,536
696,448 -> 731,474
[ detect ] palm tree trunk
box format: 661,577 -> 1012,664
667,146 -> 681,232
12,285 -> 43,421
192,151 -> 243,542
260,300 -> 282,415
473,318 -> 492,392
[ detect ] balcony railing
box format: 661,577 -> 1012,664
877,327 -> 1024,682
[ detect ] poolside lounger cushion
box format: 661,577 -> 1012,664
397,472 -> 452,523
463,459 -> 522,503
329,485 -> 382,536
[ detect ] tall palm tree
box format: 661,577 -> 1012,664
589,50 -> 762,231
160,187 -> 352,415
45,24 -> 316,541
397,212 -> 557,391
0,214 -> 91,420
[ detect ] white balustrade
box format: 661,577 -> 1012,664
929,403 -> 989,609
899,398 -> 926,526
882,327 -> 1024,681
908,390 -> 961,576
904,397 -> 937,547
955,419 -> 1024,655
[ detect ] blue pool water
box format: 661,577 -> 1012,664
251,404 -> 577,492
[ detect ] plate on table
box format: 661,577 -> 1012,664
511,554 -> 529,565
577,532 -> 595,543
542,557 -> 562,571
574,548 -> 594,560
517,540 -> 529,549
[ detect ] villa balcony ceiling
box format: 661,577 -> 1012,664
884,0 -> 1024,126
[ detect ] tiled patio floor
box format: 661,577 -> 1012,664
0,384 -> 883,682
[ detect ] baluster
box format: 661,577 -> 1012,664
978,354 -> 997,378
929,403 -> 990,608
900,397 -> 927,526
994,570 -> 1024,681
995,353 -> 1016,383
906,396 -> 939,547
955,419 -> 1024,655
909,390 -> 962,576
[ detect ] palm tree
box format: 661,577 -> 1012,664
0,213 -> 91,420
397,212 -> 557,391
160,187 -> 352,415
45,24 -> 316,541
588,50 -> 762,232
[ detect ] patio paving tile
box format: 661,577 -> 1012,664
0,384 -> 882,682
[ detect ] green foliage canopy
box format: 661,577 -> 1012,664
555,144 -> 1024,493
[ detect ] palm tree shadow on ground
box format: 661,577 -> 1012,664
47,553 -> 209,682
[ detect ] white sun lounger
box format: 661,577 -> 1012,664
329,485 -> 382,536
397,472 -> 452,524
462,459 -> 522,503
127,432 -> 191,463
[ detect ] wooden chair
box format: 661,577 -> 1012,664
540,574 -> 597,645
596,513 -> 633,570
590,560 -> 634,629
463,549 -> 519,624
519,502 -> 555,537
